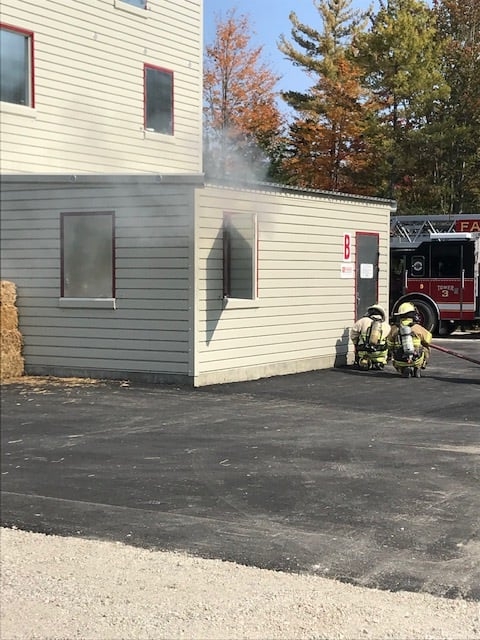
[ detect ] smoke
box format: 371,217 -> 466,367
203,125 -> 272,184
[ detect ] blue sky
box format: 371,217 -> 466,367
203,0 -> 379,94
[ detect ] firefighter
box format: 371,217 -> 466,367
387,302 -> 432,377
350,304 -> 391,370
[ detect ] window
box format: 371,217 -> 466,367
223,213 -> 257,299
113,0 -> 148,14
0,24 -> 34,107
119,0 -> 146,7
410,255 -> 425,278
144,64 -> 173,134
431,242 -> 474,278
61,212 -> 115,299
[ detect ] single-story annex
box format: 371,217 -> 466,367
0,174 -> 394,386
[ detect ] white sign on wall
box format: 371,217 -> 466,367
340,263 -> 354,278
360,263 -> 374,279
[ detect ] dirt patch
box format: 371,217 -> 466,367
1,375 -> 107,388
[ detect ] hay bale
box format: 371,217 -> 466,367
1,328 -> 23,352
1,304 -> 18,332
0,280 -> 24,380
0,349 -> 24,379
0,280 -> 17,306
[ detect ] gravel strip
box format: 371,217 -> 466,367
1,527 -> 479,640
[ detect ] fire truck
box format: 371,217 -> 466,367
390,214 -> 480,335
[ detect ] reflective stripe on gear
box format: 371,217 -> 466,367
357,348 -> 389,365
393,351 -> 425,369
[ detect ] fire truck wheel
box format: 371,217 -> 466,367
411,300 -> 437,333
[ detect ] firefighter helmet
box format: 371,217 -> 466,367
394,301 -> 417,319
366,304 -> 386,321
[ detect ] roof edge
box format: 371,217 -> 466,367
206,178 -> 396,208
0,173 -> 205,186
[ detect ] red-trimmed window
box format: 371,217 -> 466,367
223,212 -> 258,299
144,64 -> 173,135
0,23 -> 34,107
60,212 -> 116,299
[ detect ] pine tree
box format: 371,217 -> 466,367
355,0 -> 449,207
429,0 -> 480,213
278,0 -> 374,192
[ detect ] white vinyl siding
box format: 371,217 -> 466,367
0,0 -> 202,174
193,184 -> 391,386
0,176 -> 199,380
1,175 -> 391,386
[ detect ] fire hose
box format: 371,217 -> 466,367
430,342 -> 480,366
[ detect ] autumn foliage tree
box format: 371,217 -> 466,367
202,0 -> 479,212
278,0 -> 375,192
203,10 -> 284,181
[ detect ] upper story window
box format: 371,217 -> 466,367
144,64 -> 173,135
223,212 -> 258,300
61,212 -> 116,299
120,0 -> 146,7
0,24 -> 34,107
113,0 -> 148,17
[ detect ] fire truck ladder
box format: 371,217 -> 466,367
390,214 -> 480,249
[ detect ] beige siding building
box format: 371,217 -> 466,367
0,0 -> 394,386
0,176 -> 199,381
1,176 -> 392,385
194,184 -> 391,386
0,0 -> 202,174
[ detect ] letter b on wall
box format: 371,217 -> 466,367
343,233 -> 352,261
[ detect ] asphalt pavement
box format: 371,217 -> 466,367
1,333 -> 479,601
